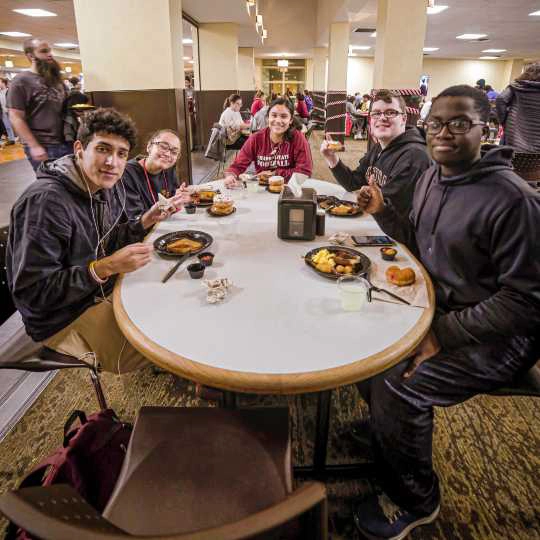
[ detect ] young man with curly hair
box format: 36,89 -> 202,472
7,108 -> 188,373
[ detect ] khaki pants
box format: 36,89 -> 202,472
43,298 -> 149,374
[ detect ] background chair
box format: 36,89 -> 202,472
0,311 -> 108,410
0,406 -> 328,540
512,152 -> 540,190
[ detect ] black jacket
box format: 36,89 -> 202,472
7,155 -> 146,341
330,127 -> 432,219
122,158 -> 179,218
373,146 -> 540,350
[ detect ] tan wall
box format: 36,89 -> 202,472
238,48 -> 255,91
73,0 -> 183,91
198,23 -> 238,90
347,57 -> 519,96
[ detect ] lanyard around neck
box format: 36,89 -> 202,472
141,159 -> 169,204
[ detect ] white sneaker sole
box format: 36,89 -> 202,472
356,504 -> 440,540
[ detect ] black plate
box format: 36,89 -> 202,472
326,200 -> 362,218
206,206 -> 237,217
317,195 -> 339,210
304,246 -> 371,280
154,230 -> 213,259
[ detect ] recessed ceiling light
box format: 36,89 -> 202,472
479,56 -> 498,60
183,56 -> 190,60
456,33 -> 487,40
371,32 -> 377,37
188,60 -> 194,64
423,47 -> 439,52
182,38 -> 193,44
427,5 -> 448,14
529,10 -> 540,16
54,42 -> 78,48
350,45 -> 371,50
482,48 -> 506,53
65,66 -> 72,73
13,8 -> 56,17
0,31 -> 32,37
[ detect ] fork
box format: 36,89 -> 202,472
364,276 -> 411,305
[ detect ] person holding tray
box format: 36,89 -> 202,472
224,97 -> 312,187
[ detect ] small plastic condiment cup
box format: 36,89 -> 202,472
197,252 -> 214,267
184,204 -> 196,214
187,263 -> 205,279
337,275 -> 370,312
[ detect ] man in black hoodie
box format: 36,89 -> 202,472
7,108 -> 187,373
352,86 -> 540,539
320,89 -> 432,219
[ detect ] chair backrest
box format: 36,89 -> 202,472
103,407 -> 292,536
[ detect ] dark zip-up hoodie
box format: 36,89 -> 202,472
330,127 -> 432,219
373,146 -> 540,350
6,155 -> 146,342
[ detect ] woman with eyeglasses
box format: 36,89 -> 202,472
123,129 -> 189,217
320,89 -> 432,220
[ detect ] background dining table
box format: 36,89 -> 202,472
114,178 -> 435,477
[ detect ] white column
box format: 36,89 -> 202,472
198,23 -> 239,90
238,47 -> 255,90
313,47 -> 328,91
74,0 -> 183,91
327,22 -> 349,92
373,0 -> 427,89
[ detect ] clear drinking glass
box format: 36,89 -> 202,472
337,275 -> 370,312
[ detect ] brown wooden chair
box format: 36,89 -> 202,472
0,406 -> 328,540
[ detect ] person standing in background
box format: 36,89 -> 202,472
7,39 -> 72,170
251,90 -> 265,116
0,78 -> 16,145
304,90 -> 314,113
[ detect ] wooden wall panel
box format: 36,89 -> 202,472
194,90 -> 235,148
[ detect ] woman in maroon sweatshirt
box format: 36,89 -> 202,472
224,98 -> 312,186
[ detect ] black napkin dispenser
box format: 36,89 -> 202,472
277,186 -> 317,241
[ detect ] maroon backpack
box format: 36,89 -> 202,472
7,408 -> 132,540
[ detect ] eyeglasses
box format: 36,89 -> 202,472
370,109 -> 404,120
151,141 -> 180,157
424,118 -> 486,135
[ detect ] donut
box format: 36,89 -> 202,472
386,265 -> 416,287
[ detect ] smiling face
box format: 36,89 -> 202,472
230,99 -> 242,112
427,96 -> 484,176
268,104 -> 293,138
74,133 -> 130,191
146,131 -> 180,171
369,97 -> 407,144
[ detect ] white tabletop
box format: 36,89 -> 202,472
114,179 -> 434,394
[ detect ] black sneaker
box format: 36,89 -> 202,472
353,491 -> 439,540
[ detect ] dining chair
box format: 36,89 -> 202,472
0,310 -> 108,410
0,406 -> 328,540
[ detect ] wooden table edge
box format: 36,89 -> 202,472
113,243 -> 436,395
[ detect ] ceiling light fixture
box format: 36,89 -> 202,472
423,47 -> 439,52
0,31 -> 32,37
54,42 -> 78,48
277,59 -> 289,68
183,56 -> 190,60
246,0 -> 256,14
65,66 -> 72,73
371,32 -> 377,37
482,48 -> 506,53
479,56 -> 498,60
188,60 -> 194,64
427,5 -> 448,14
529,10 -> 540,16
12,8 -> 56,17
350,45 -> 371,50
456,33 -> 487,40
5,60 -> 14,68
182,38 -> 193,44
262,29 -> 268,39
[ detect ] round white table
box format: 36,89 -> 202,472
114,178 -> 434,394
114,178 -> 434,476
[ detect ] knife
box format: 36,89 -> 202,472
162,253 -> 191,283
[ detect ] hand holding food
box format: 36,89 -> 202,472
320,134 -> 340,168
362,177 -> 385,215
356,186 -> 372,211
224,175 -> 240,188
386,265 -> 416,286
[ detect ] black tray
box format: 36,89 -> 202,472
304,246 -> 371,280
154,230 -> 213,259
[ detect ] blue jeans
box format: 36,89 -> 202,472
24,142 -> 73,171
2,111 -> 15,141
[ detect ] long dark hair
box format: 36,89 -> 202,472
224,93 -> 241,110
266,97 -> 296,141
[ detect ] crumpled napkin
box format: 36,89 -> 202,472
329,232 -> 351,245
203,278 -> 233,304
157,193 -> 175,212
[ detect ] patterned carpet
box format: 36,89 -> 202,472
0,367 -> 538,539
0,131 -> 538,539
